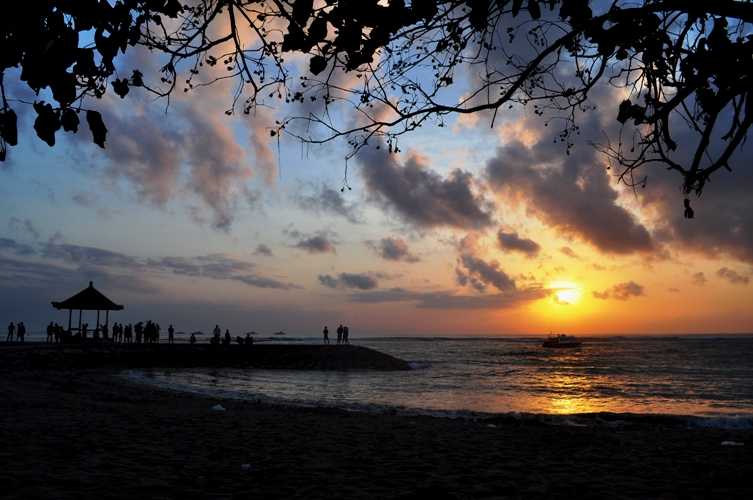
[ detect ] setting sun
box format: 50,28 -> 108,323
549,281 -> 583,305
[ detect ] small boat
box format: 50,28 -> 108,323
542,334 -> 582,348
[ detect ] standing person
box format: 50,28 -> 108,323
343,325 -> 349,344
189,332 -> 196,345
101,323 -> 109,341
168,324 -> 175,344
81,323 -> 88,341
322,326 -> 329,344
155,323 -> 161,343
46,322 -> 54,343
223,329 -> 232,345
17,322 -> 26,343
336,324 -> 343,345
6,322 -> 15,342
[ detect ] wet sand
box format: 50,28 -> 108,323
1,346 -> 752,499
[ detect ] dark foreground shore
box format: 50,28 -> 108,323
1,350 -> 752,499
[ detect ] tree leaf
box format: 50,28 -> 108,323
86,110 -> 107,148
33,102 -> 60,147
112,78 -> 129,98
309,55 -> 327,75
0,109 -> 18,146
528,0 -> 541,20
61,108 -> 80,133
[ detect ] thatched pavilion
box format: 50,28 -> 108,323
52,281 -> 124,335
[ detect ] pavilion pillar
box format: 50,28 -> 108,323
96,310 -> 100,330
78,309 -> 82,332
105,310 -> 109,329
68,309 -> 72,332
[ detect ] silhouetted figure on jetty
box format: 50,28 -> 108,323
124,324 -> 132,343
6,322 -> 15,342
81,323 -> 88,341
134,322 -> 143,344
211,327 -> 221,345
168,324 -> 174,344
17,322 -> 26,343
245,332 -> 252,344
190,332 -> 197,345
223,329 -> 232,345
323,326 -> 329,344
101,323 -> 109,341
337,324 -> 343,344
343,325 -> 349,344
46,322 -> 54,343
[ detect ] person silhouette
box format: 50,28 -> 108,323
7,322 -> 15,342
189,332 -> 196,345
223,329 -> 231,345
343,325 -> 349,344
46,322 -> 54,343
168,324 -> 175,344
17,322 -> 26,343
337,324 -> 343,345
322,326 -> 329,344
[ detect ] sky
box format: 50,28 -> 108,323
1,8 -> 752,336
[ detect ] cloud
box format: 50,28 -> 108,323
486,138 -> 654,254
296,184 -> 362,224
72,192 -> 98,207
456,253 -> 516,293
0,237 -> 36,257
349,286 -> 549,309
366,237 -> 420,263
8,217 -> 40,240
560,246 -> 579,259
147,253 -> 299,289
357,145 -> 493,230
593,281 -> 645,300
692,272 -> 707,286
289,230 -> 337,254
43,243 -> 140,269
717,267 -> 750,285
253,244 -> 273,257
497,230 -> 540,257
319,272 -> 378,290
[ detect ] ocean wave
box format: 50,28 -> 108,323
123,369 -> 753,429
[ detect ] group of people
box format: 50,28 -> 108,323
38,320 -> 177,344
321,324 -> 351,344
6,322 -> 27,343
209,325 -> 255,346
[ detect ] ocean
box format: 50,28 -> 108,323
126,336 -> 753,426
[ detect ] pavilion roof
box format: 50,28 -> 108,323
51,282 -> 124,311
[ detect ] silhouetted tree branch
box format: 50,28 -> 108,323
2,1 -> 752,217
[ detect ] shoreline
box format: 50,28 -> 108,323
2,352 -> 753,498
123,367 -> 753,429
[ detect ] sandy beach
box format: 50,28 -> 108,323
1,346 -> 752,499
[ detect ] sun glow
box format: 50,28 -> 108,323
549,281 -> 583,305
